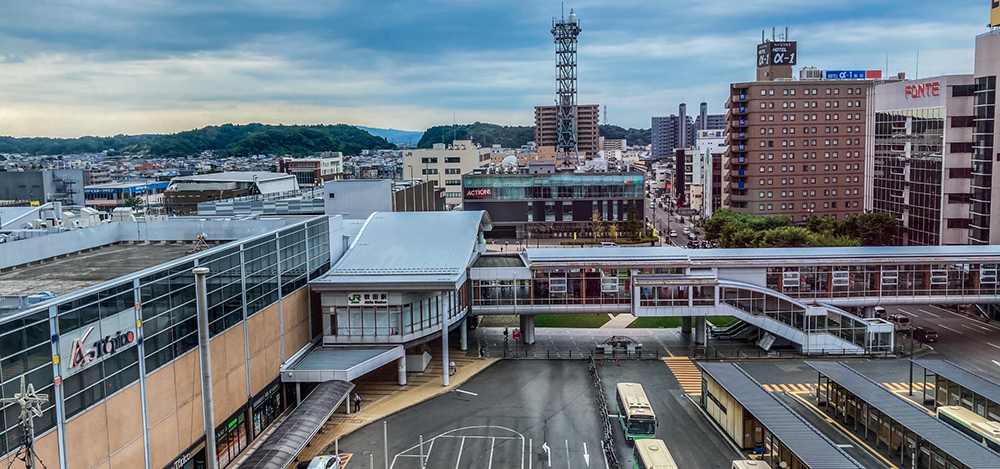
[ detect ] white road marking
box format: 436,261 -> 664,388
961,324 -> 987,334
986,342 -> 1000,351
390,425 -> 526,469
607,414 -> 619,418
529,439 -> 532,469
565,440 -> 571,469
542,442 -> 551,468
583,442 -> 590,467
936,323 -> 964,335
488,437 -> 496,469
836,444 -> 852,448
917,309 -> 940,318
897,309 -> 917,317
929,305 -> 966,318
454,389 -> 478,397
994,360 -> 1000,368
455,437 -> 466,469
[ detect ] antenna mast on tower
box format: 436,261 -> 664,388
551,6 -> 582,166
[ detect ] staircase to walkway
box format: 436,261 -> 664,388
299,342 -> 498,460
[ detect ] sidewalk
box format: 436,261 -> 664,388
600,314 -> 636,329
300,343 -> 499,460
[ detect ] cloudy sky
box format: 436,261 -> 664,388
0,0 -> 988,137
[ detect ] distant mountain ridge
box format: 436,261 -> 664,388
358,126 -> 424,144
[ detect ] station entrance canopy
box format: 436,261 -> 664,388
281,346 -> 404,383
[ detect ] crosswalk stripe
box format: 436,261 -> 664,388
661,357 -> 702,395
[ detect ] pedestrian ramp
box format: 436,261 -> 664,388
661,357 -> 702,395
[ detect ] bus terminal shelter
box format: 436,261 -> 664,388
912,359 -> 1000,421
699,362 -> 864,469
808,361 -> 1000,469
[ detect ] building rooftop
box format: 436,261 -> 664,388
912,359 -> 1000,406
171,171 -> 293,183
0,243 -> 196,296
84,179 -> 162,190
524,245 -> 1000,266
312,211 -> 492,289
808,361 -> 1000,469
699,362 -> 864,469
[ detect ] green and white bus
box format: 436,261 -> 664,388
632,439 -> 677,469
616,382 -> 657,442
937,405 -> 1000,452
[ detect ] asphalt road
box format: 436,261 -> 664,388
334,360 -> 604,469
596,360 -> 741,469
880,304 -> 1000,382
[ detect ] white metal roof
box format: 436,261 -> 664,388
313,211 -> 492,288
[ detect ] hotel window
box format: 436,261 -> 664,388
834,101 -> 840,107
783,89 -> 788,95
790,89 -> 796,95
834,89 -> 840,94
848,88 -> 853,94
769,115 -> 774,121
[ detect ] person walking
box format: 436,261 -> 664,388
503,327 -> 509,343
479,344 -> 487,360
354,393 -> 362,412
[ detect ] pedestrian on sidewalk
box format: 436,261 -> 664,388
449,361 -> 456,375
503,327 -> 509,343
354,393 -> 362,412
479,344 -> 487,359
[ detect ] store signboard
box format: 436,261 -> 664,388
465,188 -> 492,199
59,308 -> 137,377
347,292 -> 389,306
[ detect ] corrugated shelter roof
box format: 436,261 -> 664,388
699,362 -> 865,469
237,380 -> 353,469
807,361 -> 1000,469
912,359 -> 1000,406
313,211 -> 492,288
525,245 -> 1000,266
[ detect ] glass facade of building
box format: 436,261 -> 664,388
872,108 -> 945,245
0,216 -> 330,465
971,76 -> 997,244
462,173 -> 645,201
331,289 -> 468,338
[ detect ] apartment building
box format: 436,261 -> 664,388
277,152 -> 343,188
402,140 -> 489,208
724,80 -> 874,221
534,105 -> 601,158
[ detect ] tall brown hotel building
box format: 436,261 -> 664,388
724,39 -> 891,222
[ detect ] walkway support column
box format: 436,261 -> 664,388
682,316 -> 693,334
459,318 -> 468,351
695,317 -> 706,345
398,356 -> 407,386
442,319 -> 449,387
523,315 -> 535,345
193,267 -> 218,469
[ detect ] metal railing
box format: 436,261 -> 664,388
588,357 -> 620,469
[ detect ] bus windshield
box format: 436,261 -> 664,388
628,417 -> 656,436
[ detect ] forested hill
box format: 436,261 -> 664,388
418,123 -> 534,149
0,123 -> 395,157
417,122 -> 651,149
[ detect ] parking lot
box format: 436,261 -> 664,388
596,360 -> 741,468
335,359 -> 741,468
335,360 -> 604,468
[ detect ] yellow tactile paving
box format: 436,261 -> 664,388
299,349 -> 499,460
661,357 -> 703,395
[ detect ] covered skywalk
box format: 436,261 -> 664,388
912,359 -> 1000,420
236,380 -> 354,469
808,361 -> 1000,469
699,362 -> 865,469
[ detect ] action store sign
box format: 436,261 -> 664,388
59,307 -> 138,377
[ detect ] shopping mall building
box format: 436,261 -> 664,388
0,215 -> 336,469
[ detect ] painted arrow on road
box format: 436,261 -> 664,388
583,442 -> 590,467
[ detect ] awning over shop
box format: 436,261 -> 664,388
280,346 -> 404,383
237,380 -> 353,469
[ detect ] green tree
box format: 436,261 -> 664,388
625,203 -> 642,240
840,211 -> 899,246
591,209 -> 604,240
121,196 -> 144,211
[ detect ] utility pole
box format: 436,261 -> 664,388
0,376 -> 50,469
